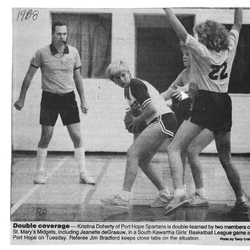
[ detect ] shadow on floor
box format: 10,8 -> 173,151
11,203 -> 249,222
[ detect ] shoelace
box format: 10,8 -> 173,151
113,194 -> 124,201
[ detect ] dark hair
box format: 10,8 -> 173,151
52,21 -> 67,33
194,20 -> 229,52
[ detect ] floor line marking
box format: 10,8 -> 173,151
10,157 -> 68,215
82,159 -> 110,207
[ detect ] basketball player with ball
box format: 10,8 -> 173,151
101,60 -> 178,209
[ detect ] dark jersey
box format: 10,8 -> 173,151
124,78 -> 172,124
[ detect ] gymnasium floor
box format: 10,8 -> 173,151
10,152 -> 250,222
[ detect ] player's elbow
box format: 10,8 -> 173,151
232,23 -> 242,33
179,32 -> 188,44
235,22 -> 242,30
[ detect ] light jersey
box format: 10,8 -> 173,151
124,78 -> 173,125
169,67 -> 190,91
185,29 -> 239,93
30,44 -> 82,94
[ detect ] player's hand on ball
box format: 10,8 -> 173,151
127,115 -> 140,133
123,109 -> 147,134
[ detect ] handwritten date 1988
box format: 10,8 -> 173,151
16,9 -> 39,21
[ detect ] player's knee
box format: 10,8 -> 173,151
127,147 -> 134,158
138,153 -> 147,163
127,147 -> 139,160
218,154 -> 232,168
166,144 -> 171,154
40,133 -> 53,145
186,147 -> 196,160
71,134 -> 82,147
167,143 -> 178,155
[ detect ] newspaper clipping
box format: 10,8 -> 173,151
11,5 -> 250,246
11,221 -> 250,245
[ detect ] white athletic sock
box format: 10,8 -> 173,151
174,188 -> 186,197
74,147 -> 87,173
159,187 -> 171,197
120,190 -> 130,201
237,196 -> 247,203
36,147 -> 47,172
195,188 -> 206,197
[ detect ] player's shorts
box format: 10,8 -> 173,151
40,91 -> 80,126
190,90 -> 232,134
148,112 -> 177,138
172,97 -> 192,128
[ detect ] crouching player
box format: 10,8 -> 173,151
101,60 -> 177,209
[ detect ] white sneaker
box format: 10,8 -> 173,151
163,194 -> 190,216
79,172 -> 95,185
187,193 -> 209,207
150,194 -> 172,208
34,171 -> 46,184
101,194 -> 130,209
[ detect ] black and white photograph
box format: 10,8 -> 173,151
9,1 -> 250,246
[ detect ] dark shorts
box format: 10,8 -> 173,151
190,90 -> 232,133
172,97 -> 192,129
148,113 -> 177,138
40,91 -> 80,126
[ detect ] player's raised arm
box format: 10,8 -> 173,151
163,8 -> 188,43
232,8 -> 243,33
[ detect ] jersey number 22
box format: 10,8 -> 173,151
208,62 -> 228,80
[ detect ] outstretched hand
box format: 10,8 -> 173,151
171,86 -> 189,101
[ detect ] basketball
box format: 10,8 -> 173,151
123,109 -> 147,134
